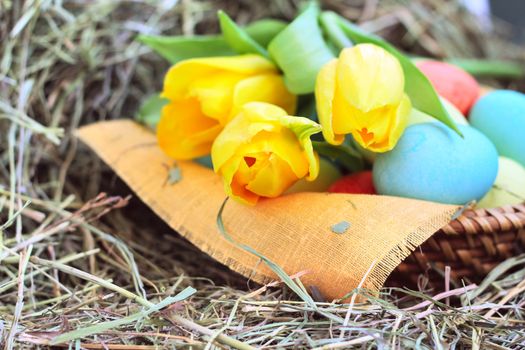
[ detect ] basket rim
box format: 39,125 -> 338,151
442,203 -> 525,235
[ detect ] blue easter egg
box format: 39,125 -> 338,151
373,123 -> 498,204
469,90 -> 525,167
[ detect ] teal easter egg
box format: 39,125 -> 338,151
408,98 -> 468,126
373,123 -> 498,204
478,157 -> 525,208
470,90 -> 525,167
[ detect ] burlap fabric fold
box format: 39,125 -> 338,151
77,120 -> 458,300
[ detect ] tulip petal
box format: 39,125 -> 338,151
189,72 -> 243,123
242,101 -> 290,121
249,130 -> 310,180
279,115 -> 322,180
162,55 -> 277,100
221,156 -> 260,205
211,102 -> 322,205
246,154 -> 298,198
232,73 -> 297,118
316,59 -> 345,145
221,150 -> 298,205
333,92 -> 391,144
334,12 -> 462,136
337,44 -> 404,112
333,87 -> 411,152
376,94 -> 411,152
351,94 -> 411,152
157,100 -> 222,159
212,103 -> 286,172
222,150 -> 293,205
317,43 -> 411,153
331,84 -> 359,135
213,103 -> 319,180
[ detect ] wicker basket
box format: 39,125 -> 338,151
391,204 -> 525,288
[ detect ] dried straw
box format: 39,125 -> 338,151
1,0 -> 524,348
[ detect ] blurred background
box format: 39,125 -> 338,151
489,0 -> 525,43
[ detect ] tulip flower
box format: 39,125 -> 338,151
315,43 -> 411,152
212,102 -> 321,205
158,55 -> 297,160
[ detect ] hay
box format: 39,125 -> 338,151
0,0 -> 524,348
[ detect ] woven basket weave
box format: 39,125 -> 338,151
391,204 -> 525,287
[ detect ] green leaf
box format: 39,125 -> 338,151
138,19 -> 286,64
446,58 -> 525,79
323,11 -> 462,136
313,141 -> 364,173
137,34 -> 233,64
268,3 -> 335,94
135,94 -> 168,129
319,11 -> 353,50
218,10 -> 268,57
244,19 -> 287,47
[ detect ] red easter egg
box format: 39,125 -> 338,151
328,171 -> 376,194
416,60 -> 480,115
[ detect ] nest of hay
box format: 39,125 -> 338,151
1,0 -> 524,348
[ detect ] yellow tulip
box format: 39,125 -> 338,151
315,43 -> 411,152
212,102 -> 321,205
158,54 -> 297,160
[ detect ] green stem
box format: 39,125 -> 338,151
319,11 -> 353,50
313,141 -> 364,173
446,58 -> 525,79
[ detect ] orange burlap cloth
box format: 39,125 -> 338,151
77,120 -> 459,300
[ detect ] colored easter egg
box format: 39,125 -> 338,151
416,60 -> 480,114
477,157 -> 525,208
408,97 -> 468,126
373,123 -> 498,204
469,90 -> 525,167
286,157 -> 342,193
328,171 -> 376,194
